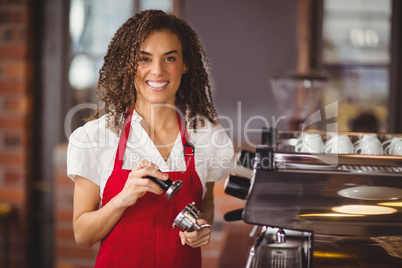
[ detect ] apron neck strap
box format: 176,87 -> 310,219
177,113 -> 195,156
114,107 -> 134,169
114,108 -> 194,170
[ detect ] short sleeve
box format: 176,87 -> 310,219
206,125 -> 234,182
190,121 -> 235,183
67,126 -> 101,185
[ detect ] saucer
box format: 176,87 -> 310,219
338,186 -> 402,201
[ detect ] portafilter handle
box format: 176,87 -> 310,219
236,149 -> 256,169
224,173 -> 251,200
172,202 -> 211,232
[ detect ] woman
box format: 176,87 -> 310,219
67,9 -> 234,268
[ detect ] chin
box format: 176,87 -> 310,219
148,98 -> 176,106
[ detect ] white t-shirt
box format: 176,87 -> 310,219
67,110 -> 235,198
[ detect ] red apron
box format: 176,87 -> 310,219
95,109 -> 203,268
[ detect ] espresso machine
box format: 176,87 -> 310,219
223,75 -> 402,267
224,128 -> 402,268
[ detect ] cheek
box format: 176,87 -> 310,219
135,67 -> 145,80
134,69 -> 144,87
171,66 -> 185,79
134,76 -> 140,87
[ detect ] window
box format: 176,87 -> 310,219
67,0 -> 177,132
312,0 -> 392,132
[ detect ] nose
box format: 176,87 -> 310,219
151,60 -> 163,75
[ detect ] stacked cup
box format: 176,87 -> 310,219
354,134 -> 384,155
295,133 -> 324,153
292,132 -> 402,156
324,134 -> 354,154
382,136 -> 402,156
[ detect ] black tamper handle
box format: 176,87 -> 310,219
145,175 -> 172,191
145,175 -> 183,200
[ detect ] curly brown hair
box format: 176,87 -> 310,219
89,9 -> 217,132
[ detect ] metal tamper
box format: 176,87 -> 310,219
172,202 -> 211,232
145,175 -> 183,200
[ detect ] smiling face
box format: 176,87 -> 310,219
134,30 -> 187,108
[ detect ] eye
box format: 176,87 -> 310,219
165,56 -> 176,62
139,57 -> 150,62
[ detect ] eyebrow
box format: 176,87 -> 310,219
139,50 -> 179,56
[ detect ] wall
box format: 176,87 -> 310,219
54,145 -> 99,268
0,0 -> 32,266
184,0 -> 299,150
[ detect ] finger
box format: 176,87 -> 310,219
186,229 -> 210,242
134,183 -> 164,195
186,234 -> 210,248
179,232 -> 187,246
184,230 -> 199,240
185,227 -> 211,246
141,167 -> 169,181
196,218 -> 209,226
187,229 -> 211,246
135,160 -> 159,171
130,167 -> 168,182
185,226 -> 211,238
126,174 -> 164,195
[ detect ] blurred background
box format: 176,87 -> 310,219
0,0 -> 401,267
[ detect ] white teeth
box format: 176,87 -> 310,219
147,81 -> 168,88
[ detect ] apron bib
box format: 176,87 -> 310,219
95,108 -> 203,268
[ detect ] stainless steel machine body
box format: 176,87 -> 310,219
226,130 -> 402,267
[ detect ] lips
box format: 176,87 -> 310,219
146,81 -> 169,91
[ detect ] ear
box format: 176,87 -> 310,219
182,64 -> 188,74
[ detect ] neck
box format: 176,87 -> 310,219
135,103 -> 178,131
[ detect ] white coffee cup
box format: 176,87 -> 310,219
384,140 -> 402,156
354,137 -> 383,155
324,134 -> 354,154
382,137 -> 402,155
295,133 -> 324,153
353,133 -> 379,146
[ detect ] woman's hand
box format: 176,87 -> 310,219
73,160 -> 168,247
178,219 -> 212,248
114,160 -> 168,208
